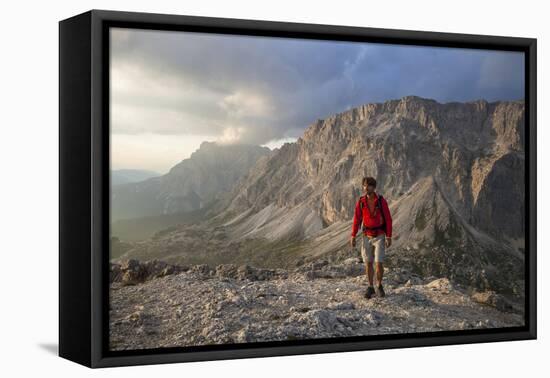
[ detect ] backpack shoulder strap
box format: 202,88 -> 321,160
377,194 -> 385,220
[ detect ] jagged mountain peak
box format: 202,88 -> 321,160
299,95 -> 524,147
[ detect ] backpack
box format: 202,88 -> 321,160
360,193 -> 386,232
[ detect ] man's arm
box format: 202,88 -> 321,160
381,197 -> 392,238
351,199 -> 362,238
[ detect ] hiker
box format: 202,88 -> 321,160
350,176 -> 393,299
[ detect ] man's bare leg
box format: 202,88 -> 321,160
375,262 -> 386,297
364,262 -> 376,298
366,262 -> 374,287
375,262 -> 384,286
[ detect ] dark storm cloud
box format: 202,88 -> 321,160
110,27 -> 524,145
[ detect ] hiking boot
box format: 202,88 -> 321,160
364,286 -> 375,299
375,285 -> 386,298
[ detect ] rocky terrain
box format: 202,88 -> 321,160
109,258 -> 524,351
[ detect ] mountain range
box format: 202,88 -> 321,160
111,95 -> 525,297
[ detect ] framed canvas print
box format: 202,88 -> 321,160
59,9 -> 537,368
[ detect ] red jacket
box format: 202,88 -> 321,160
351,192 -> 392,238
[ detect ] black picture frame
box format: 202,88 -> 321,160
59,9 -> 537,369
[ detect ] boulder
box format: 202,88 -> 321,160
471,290 -> 514,312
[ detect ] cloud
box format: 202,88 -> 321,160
110,27 -> 525,172
261,137 -> 299,150
477,50 -> 525,99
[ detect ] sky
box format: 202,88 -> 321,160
110,27 -> 525,174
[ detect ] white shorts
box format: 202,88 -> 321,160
361,233 -> 386,263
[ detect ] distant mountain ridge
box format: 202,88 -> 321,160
111,169 -> 160,186
111,141 -> 271,221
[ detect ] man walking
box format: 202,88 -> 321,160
350,176 -> 393,299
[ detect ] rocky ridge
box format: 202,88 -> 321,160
109,258 -> 524,351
